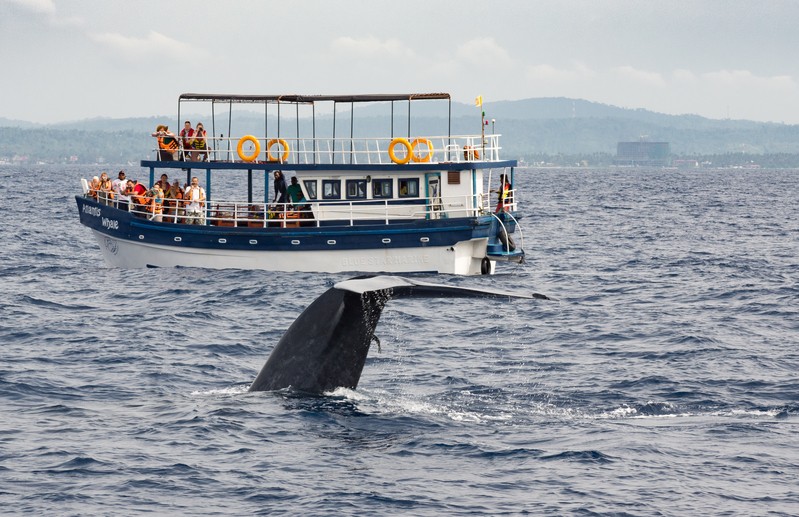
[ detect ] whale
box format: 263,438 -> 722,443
249,275 -> 549,394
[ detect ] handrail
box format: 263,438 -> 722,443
153,134 -> 503,164
85,187 -> 498,229
489,210 -> 524,254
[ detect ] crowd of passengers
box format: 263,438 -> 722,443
88,170 -> 310,225
152,121 -> 208,161
88,171 -> 207,223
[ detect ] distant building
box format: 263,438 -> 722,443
614,141 -> 671,166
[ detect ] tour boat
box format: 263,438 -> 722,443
75,93 -> 524,275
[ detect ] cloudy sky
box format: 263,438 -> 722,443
2,0 -> 799,124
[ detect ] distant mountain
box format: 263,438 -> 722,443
0,117 -> 41,129
2,98 -> 799,164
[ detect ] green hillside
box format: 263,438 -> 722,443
2,98 -> 798,166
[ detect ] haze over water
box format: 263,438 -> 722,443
1,164 -> 797,514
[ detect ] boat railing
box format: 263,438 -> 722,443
87,189 -> 505,228
152,134 -> 504,165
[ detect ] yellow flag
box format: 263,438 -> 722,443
475,95 -> 483,107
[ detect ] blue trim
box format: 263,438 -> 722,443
141,159 -> 518,172
76,195 -> 493,254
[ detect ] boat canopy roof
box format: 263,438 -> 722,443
178,93 -> 451,105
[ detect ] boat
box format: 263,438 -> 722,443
75,93 -> 524,275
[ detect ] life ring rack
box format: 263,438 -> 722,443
237,135 -> 261,162
267,138 -> 290,162
410,138 -> 434,163
388,137 -> 412,164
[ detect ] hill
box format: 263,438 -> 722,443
2,98 -> 799,165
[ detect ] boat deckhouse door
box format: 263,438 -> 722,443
425,173 -> 443,220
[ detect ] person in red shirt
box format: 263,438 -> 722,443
179,121 -> 195,161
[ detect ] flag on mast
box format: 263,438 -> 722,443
475,95 -> 483,108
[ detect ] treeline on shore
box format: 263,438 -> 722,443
3,125 -> 799,168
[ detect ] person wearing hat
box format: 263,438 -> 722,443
151,124 -> 178,161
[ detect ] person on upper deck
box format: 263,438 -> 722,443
190,122 -> 208,162
184,176 -> 206,225
273,171 -> 288,207
152,125 -> 178,161
179,121 -> 194,161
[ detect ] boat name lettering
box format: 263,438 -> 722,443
342,255 -> 430,267
102,217 -> 119,230
82,205 -> 101,217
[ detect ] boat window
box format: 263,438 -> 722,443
346,179 -> 367,199
398,178 -> 419,198
372,179 -> 393,198
322,180 -> 341,199
303,180 -> 317,200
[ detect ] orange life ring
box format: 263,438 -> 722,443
267,138 -> 290,162
463,145 -> 480,160
237,135 -> 260,162
410,138 -> 434,163
388,138 -> 412,164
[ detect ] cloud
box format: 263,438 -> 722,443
456,37 -> 513,68
89,30 -> 202,62
702,69 -> 795,91
4,0 -> 83,26
330,36 -> 415,59
525,62 -> 594,82
5,0 -> 55,15
612,65 -> 666,88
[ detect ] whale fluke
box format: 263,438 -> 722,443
249,275 -> 547,394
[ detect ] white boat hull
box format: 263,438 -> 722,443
91,231 -> 492,275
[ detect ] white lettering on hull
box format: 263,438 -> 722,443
101,217 -> 119,230
82,205 -> 101,217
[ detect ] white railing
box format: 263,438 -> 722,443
152,134 -> 504,165
86,190 -> 513,228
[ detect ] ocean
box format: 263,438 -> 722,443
1,164 -> 797,515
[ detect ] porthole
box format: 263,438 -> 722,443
218,238 -> 227,244
420,237 -> 430,243
327,240 -> 336,245
249,239 -> 258,245
382,238 -> 391,244
174,236 -> 182,242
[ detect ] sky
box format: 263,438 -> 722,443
2,0 -> 799,124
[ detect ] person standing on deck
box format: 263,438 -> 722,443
273,171 -> 288,208
184,176 -> 206,225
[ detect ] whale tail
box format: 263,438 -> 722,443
249,275 -> 548,394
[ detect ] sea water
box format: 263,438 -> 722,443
0,164 -> 797,515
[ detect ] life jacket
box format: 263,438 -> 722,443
100,179 -> 114,198
158,136 -> 178,151
193,131 -> 207,150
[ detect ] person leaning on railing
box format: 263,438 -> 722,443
152,124 -> 178,161
98,172 -> 114,206
150,184 -> 165,222
164,180 -> 184,223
